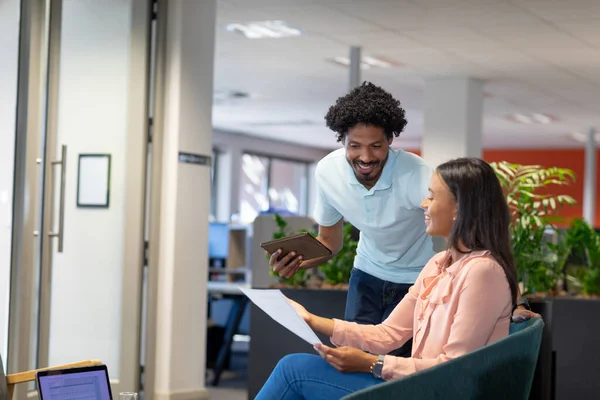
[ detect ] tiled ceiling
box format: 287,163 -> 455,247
212,0 -> 600,150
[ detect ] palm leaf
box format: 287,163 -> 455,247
491,161 -> 578,295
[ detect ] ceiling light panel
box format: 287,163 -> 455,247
328,55 -> 401,69
505,113 -> 557,124
226,20 -> 302,39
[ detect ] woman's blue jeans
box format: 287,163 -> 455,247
255,353 -> 384,400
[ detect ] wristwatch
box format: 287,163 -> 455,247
512,297 -> 531,315
371,355 -> 385,379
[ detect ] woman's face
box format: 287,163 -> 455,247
421,172 -> 457,237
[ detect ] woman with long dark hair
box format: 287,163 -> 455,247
256,158 -> 520,400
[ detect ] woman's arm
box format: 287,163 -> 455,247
308,314 -> 335,337
329,288 -> 417,354
287,258 -> 438,356
288,289 -> 416,354
325,258 -> 439,353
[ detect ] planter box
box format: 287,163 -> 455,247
248,288 -> 347,399
529,297 -> 600,400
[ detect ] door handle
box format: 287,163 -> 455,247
48,144 -> 67,252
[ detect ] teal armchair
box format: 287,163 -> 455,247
342,318 -> 544,400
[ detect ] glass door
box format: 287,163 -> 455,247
8,0 -> 152,398
8,1 -> 52,391
0,0 -> 22,369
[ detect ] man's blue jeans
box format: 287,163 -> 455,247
255,353 -> 384,400
345,268 -> 413,357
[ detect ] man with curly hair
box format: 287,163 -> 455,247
269,82 -> 537,356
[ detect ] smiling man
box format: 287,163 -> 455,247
269,82 -> 537,357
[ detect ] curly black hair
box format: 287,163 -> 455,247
324,82 -> 408,142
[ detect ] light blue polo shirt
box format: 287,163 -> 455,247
313,148 -> 436,284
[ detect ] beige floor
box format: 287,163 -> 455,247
208,387 -> 246,400
206,362 -> 247,400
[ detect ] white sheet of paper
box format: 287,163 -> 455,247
240,288 -> 322,345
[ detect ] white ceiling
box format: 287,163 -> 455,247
212,0 -> 600,150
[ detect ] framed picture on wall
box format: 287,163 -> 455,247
76,154 -> 111,208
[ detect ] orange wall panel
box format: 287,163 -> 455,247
404,148 -> 599,227
483,150 -> 587,227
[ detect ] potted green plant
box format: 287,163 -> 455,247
491,161 -> 600,400
560,218 -> 600,297
490,161 -> 576,295
318,222 -> 356,289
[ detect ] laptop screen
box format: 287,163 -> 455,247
37,365 -> 112,400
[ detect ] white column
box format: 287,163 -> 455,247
214,149 -> 232,222
422,77 -> 484,167
583,127 -> 597,226
349,46 -> 361,91
154,1 -> 216,399
213,145 -> 242,223
307,162 -> 318,218
228,147 -> 243,221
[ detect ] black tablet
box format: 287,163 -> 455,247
261,232 -> 332,261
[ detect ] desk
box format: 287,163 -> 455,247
207,282 -> 250,386
207,281 -> 250,295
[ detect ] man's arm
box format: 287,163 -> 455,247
511,285 -> 541,322
270,219 -> 344,278
512,297 -> 542,322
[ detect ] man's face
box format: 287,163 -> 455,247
343,124 -> 392,189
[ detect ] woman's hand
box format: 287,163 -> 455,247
285,297 -> 312,325
313,344 -> 378,374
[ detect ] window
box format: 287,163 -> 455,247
238,153 -> 309,224
239,154 -> 270,224
269,158 -> 307,214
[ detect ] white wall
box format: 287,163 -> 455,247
212,129 -> 330,222
48,0 -> 132,377
0,0 -> 20,366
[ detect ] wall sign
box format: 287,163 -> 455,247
77,154 -> 111,208
178,152 -> 211,166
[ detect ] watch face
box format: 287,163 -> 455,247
373,363 -> 383,379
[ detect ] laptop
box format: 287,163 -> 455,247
36,364 -> 113,400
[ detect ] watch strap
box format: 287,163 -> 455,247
512,297 -> 531,315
